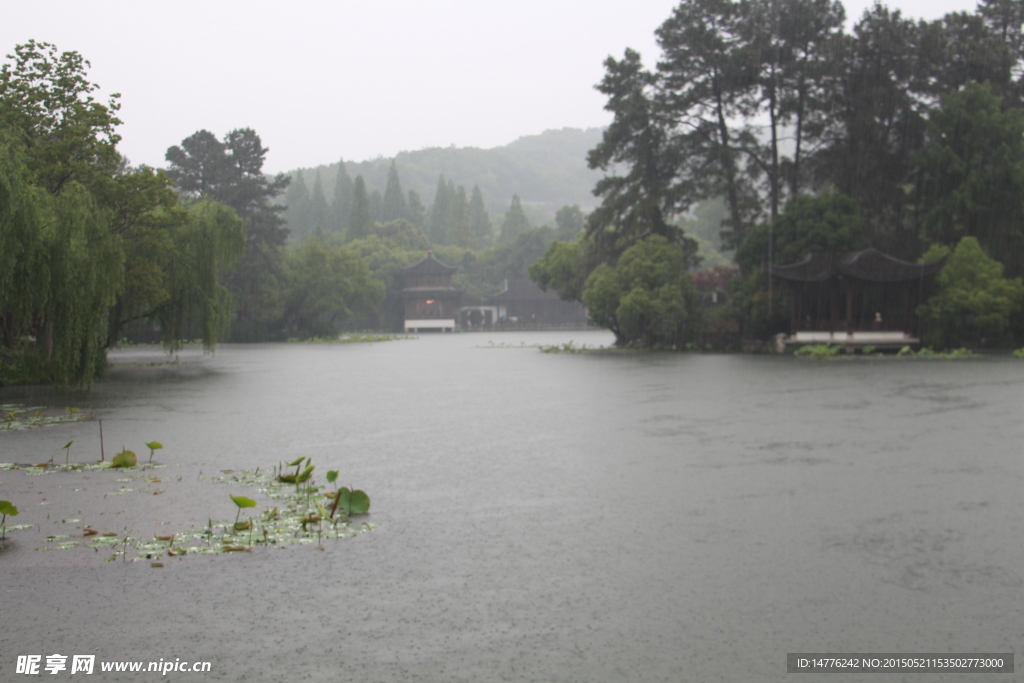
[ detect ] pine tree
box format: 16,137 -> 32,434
408,189 -> 426,229
499,194 -> 531,243
448,185 -> 475,248
308,170 -> 329,235
469,185 -> 493,245
382,160 -> 409,222
428,174 -> 452,244
283,171 -> 310,240
369,188 -> 383,223
331,159 -> 353,234
348,175 -> 374,241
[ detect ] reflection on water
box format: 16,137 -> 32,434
2,331 -> 1023,682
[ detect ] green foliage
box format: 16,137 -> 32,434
145,441 -> 162,463
915,82 -> 1024,278
582,235 -> 698,347
338,487 -> 371,515
110,449 -> 137,468
0,498 -> 18,542
280,240 -> 385,338
229,495 -> 257,532
793,344 -> 841,358
165,128 -> 291,343
530,234 -> 588,302
1012,347 -> 1024,358
348,175 -> 374,241
499,194 -> 531,243
736,194 -> 867,271
0,130 -> 123,385
230,495 -> 256,509
0,40 -> 122,195
154,201 -> 246,351
917,236 -> 1024,348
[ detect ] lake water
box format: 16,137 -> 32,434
2,330 -> 1023,682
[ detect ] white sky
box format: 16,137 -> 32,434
2,0 -> 982,174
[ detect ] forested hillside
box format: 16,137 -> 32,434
282,127 -> 606,241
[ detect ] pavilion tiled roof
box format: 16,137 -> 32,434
401,250 -> 457,274
769,248 -> 946,283
489,279 -> 565,302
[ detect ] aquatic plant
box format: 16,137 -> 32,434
62,440 -> 74,466
1014,347 -> 1024,358
794,344 -> 841,358
337,487 -> 371,516
277,456 -> 307,484
0,500 -> 19,541
111,449 -> 137,468
1,457 -> 376,562
539,341 -> 590,354
145,441 -> 163,463
229,495 -> 256,532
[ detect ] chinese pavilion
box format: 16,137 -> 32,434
769,248 -> 945,349
400,251 -> 461,332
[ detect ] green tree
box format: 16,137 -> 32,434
0,40 -> 121,195
308,170 -> 329,235
917,237 -> 1024,347
281,240 -> 385,338
1,42 -> 226,382
448,185 -> 475,248
656,2 -> 760,247
915,82 -> 1024,278
407,189 -> 426,230
165,128 -> 291,341
554,204 -> 585,242
469,185 -> 492,245
0,133 -> 122,384
381,161 -> 409,222
348,175 -> 374,241
151,201 -> 246,350
331,159 -> 353,234
283,171 -> 310,239
735,193 -> 866,272
587,49 -> 693,256
582,235 -> 698,347
529,233 -> 589,302
427,174 -> 452,244
499,194 -> 531,243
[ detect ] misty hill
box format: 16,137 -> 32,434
289,127 -> 606,224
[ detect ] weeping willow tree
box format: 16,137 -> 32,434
1,42 -> 248,385
0,132 -> 123,385
154,201 -> 246,351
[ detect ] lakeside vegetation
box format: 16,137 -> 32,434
2,0 -> 1024,386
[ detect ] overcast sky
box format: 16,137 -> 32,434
3,0 -> 983,174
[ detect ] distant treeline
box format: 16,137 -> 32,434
280,127 -> 607,244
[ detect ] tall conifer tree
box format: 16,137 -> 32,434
348,175 -> 373,241
382,160 -> 409,222
469,185 -> 493,245
499,194 -> 531,243
283,171 -> 310,239
428,174 -> 452,244
331,159 -> 353,234
308,170 -> 329,235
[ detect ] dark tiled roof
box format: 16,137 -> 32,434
770,248 -> 946,283
401,251 -> 457,274
489,279 -> 565,302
